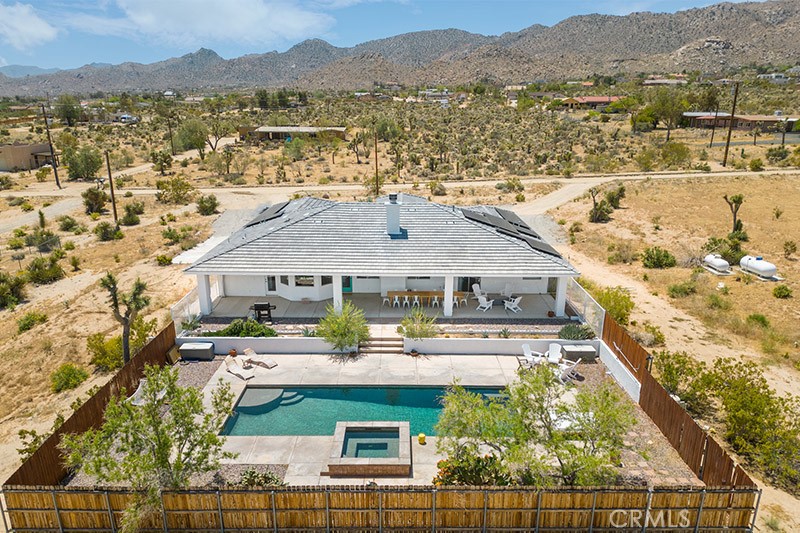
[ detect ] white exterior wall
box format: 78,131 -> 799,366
406,277 -> 446,291
223,275 -> 268,297
275,275 -> 334,302
479,277 -> 547,294
380,277 -> 406,296
352,277 -> 381,293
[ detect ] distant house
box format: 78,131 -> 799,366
689,113 -> 798,132
682,111 -> 731,128
559,96 -> 621,111
642,79 -> 688,86
238,126 -> 347,142
0,143 -> 59,172
757,73 -> 790,85
786,66 -> 800,76
163,90 -> 176,99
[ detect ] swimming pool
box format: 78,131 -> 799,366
221,386 -> 502,436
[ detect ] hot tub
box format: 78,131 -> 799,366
327,421 -> 411,477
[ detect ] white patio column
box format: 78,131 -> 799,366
197,274 -> 213,315
443,275 -> 454,317
555,276 -> 567,318
216,275 -> 226,298
332,275 -> 343,312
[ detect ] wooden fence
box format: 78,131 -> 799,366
3,324 -> 176,487
2,485 -> 759,532
602,316 -> 757,490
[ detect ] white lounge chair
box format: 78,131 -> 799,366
504,296 -> 522,313
225,355 -> 254,380
476,295 -> 493,312
546,343 -> 562,364
128,378 -> 166,406
558,360 -> 580,384
518,343 -> 546,368
242,348 -> 278,369
471,283 -> 488,300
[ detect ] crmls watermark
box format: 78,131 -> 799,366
610,509 -> 691,528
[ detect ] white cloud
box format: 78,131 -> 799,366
65,0 -> 335,47
0,56 -> 7,66
0,2 -> 58,50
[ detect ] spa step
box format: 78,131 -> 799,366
359,338 -> 404,355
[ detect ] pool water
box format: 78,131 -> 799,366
342,429 -> 399,458
221,386 -> 502,436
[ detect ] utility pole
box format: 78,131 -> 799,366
166,113 -> 176,156
373,122 -> 380,197
722,82 -> 739,168
41,104 -> 62,189
105,151 -> 118,224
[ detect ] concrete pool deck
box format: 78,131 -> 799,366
201,352 -> 521,486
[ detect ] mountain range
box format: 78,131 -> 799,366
1,0 -> 798,96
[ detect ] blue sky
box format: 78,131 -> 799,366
0,0 -> 755,69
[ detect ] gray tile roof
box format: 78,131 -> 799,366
185,195 -> 578,278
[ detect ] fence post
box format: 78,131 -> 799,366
431,488 -> 436,533
641,488 -> 653,533
105,490 -> 117,533
588,491 -> 597,533
1,490 -> 10,533
216,490 -> 225,533
160,492 -> 168,533
49,490 -> 64,533
325,489 -> 330,533
271,491 -> 277,533
378,489 -> 383,533
749,490 -> 762,532
534,491 -> 541,533
694,489 -> 706,533
482,490 -> 488,533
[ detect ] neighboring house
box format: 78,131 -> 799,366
184,194 -> 579,318
559,96 -> 621,110
757,73 -> 790,85
0,142 -> 58,172
682,111 -> 731,128
690,113 -> 798,132
786,66 -> 800,76
238,126 -> 347,142
642,78 -> 688,86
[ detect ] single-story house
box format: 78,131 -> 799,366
690,114 -> 798,132
0,143 -> 59,172
238,126 -> 347,142
757,73 -> 791,85
185,194 -> 579,319
559,96 -> 621,110
682,111 -> 731,128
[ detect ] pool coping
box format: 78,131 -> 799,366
327,421 -> 411,477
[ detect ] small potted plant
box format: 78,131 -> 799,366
409,349 -> 419,357
228,348 -> 237,357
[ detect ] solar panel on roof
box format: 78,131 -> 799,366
245,201 -> 289,227
522,236 -> 561,258
495,207 -> 528,228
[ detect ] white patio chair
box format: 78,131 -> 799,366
546,343 -> 562,365
504,296 -> 522,313
519,343 -> 546,368
476,295 -> 493,312
471,283 -> 488,300
382,295 -> 391,307
558,360 -> 580,384
242,348 -> 278,369
225,356 -> 254,380
431,295 -> 440,308
501,283 -> 514,298
458,293 -> 468,307
452,296 -> 460,308
402,295 -> 411,308
392,295 -> 401,308
412,295 -> 421,307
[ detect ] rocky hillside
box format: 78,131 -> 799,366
1,0 -> 798,95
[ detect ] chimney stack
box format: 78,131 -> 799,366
386,193 -> 401,235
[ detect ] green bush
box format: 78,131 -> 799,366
667,281 -> 696,298
0,271 -> 27,309
593,286 -> 634,325
88,316 -> 156,371
156,254 -> 173,266
94,222 -> 123,241
63,241 -> 76,251
197,194 -> 220,215
156,176 -> 195,204
773,284 -> 792,299
26,255 -> 65,285
397,308 -> 439,340
706,293 -> 731,310
25,228 -> 60,253
81,187 -> 108,214
746,313 -> 770,328
18,311 -> 47,333
432,454 -> 511,486
558,323 -> 595,340
202,319 -> 278,338
641,246 -> 676,269
119,203 -> 143,226
57,215 -> 79,232
50,363 -> 88,392
228,467 -> 285,487
766,146 -> 789,163
7,237 -> 24,250
652,351 -> 713,416
316,300 -> 370,351
749,158 -> 764,172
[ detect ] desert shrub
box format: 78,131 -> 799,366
57,215 -> 79,232
316,300 -> 370,351
593,286 -> 634,325
632,322 -> 665,347
18,311 -> 48,333
667,281 -> 696,298
660,141 -> 691,168
558,323 -> 595,340
703,236 -> 747,266
746,313 -> 770,328
773,284 -> 792,299
81,187 -> 108,214
495,178 -> 524,193
641,246 -> 676,269
607,242 -> 637,264
0,175 -> 14,190
432,454 -> 511,486
604,185 -> 626,209
748,158 -> 764,172
25,228 -> 60,252
156,176 -> 195,204
69,256 -> 81,271
0,272 -> 27,309
26,255 -> 65,285
706,293 -> 731,310
228,467 -> 285,487
119,204 -> 141,226
397,308 -> 439,340
7,237 -> 24,250
87,316 -> 156,371
94,222 -> 123,241
588,201 -> 612,223
784,241 -> 797,259
156,254 -> 173,266
50,363 -> 88,392
652,351 -> 713,416
766,146 -> 789,163
202,319 -> 277,338
196,194 -> 220,215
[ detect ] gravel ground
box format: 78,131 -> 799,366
175,356 -> 224,389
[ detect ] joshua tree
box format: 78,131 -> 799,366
100,273 -> 150,365
723,194 -> 744,234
